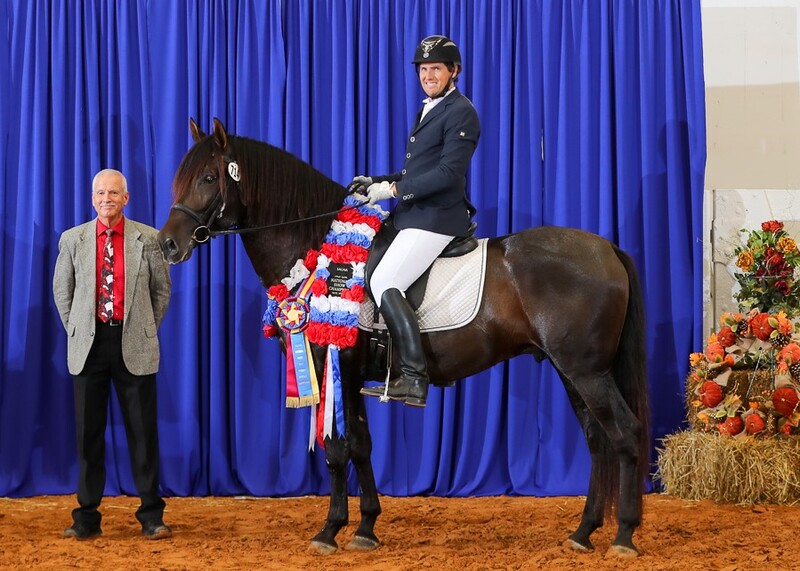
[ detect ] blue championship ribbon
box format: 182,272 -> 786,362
330,347 -> 345,437
277,288 -> 319,407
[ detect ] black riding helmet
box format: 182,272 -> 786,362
412,35 -> 462,67
413,35 -> 461,100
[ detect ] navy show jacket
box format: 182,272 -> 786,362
373,88 -> 480,238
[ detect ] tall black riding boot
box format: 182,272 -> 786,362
360,288 -> 430,407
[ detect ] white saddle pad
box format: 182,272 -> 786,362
358,238 -> 488,333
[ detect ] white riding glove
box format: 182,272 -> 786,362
347,175 -> 373,195
366,181 -> 395,204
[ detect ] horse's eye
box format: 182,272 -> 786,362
204,175 -> 217,184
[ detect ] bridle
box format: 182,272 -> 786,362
170,191 -> 226,244
170,158 -> 366,244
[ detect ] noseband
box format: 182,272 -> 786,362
171,192 -> 224,243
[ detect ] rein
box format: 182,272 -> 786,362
170,156 -> 367,244
206,203 -> 365,238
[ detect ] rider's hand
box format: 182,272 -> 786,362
366,181 -> 395,204
347,175 -> 373,195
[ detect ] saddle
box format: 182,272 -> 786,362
364,216 -> 479,310
362,217 -> 478,385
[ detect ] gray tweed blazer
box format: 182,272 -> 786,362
53,217 -> 171,376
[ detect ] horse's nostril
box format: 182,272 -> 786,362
164,237 -> 178,257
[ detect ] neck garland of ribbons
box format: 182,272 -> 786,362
262,194 -> 387,450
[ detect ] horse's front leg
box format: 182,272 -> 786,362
309,435 -> 350,554
343,393 -> 381,551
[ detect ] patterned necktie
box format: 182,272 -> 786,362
98,229 -> 114,322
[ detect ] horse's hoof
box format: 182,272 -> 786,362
565,538 -> 594,552
345,535 -> 380,551
308,540 -> 338,555
607,544 -> 639,558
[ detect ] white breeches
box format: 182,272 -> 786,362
370,227 -> 454,307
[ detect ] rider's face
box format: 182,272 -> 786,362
418,63 -> 456,98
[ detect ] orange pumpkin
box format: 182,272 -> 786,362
749,312 -> 775,341
772,387 -> 799,417
718,416 -> 744,436
699,381 -> 723,408
717,326 -> 736,348
704,343 -> 725,363
745,414 -> 765,434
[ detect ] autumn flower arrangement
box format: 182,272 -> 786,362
687,221 -> 800,438
688,310 -> 800,437
733,220 -> 800,314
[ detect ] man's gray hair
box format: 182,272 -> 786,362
92,169 -> 128,194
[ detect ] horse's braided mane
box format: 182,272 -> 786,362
172,135 -> 346,246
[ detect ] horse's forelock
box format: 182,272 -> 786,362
172,137 -> 216,202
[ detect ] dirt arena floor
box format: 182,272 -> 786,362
0,493 -> 794,570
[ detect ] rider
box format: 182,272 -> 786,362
350,35 -> 481,407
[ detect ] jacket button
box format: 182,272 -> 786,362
401,169 -> 407,175
410,136 -> 416,142
406,153 -> 411,158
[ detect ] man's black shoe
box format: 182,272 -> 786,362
63,523 -> 102,540
142,521 -> 172,540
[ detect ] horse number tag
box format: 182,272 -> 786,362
227,161 -> 241,182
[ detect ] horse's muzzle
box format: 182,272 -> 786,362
158,233 -> 189,264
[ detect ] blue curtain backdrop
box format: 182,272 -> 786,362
0,0 -> 706,498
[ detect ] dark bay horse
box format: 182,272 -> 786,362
158,118 -> 650,558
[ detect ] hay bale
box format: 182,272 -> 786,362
655,431 -> 800,504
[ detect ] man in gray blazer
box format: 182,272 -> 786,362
53,169 -> 172,540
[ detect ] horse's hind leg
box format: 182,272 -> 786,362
310,436 -> 350,554
566,373 -> 644,557
561,381 -> 605,552
602,387 -> 644,557
343,405 -> 381,551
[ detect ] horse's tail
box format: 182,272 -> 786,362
606,245 -> 650,516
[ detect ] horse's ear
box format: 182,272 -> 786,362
212,117 -> 228,150
189,118 -> 205,142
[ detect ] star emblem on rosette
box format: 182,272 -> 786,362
275,297 -> 310,333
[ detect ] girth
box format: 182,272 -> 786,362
364,217 -> 478,311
